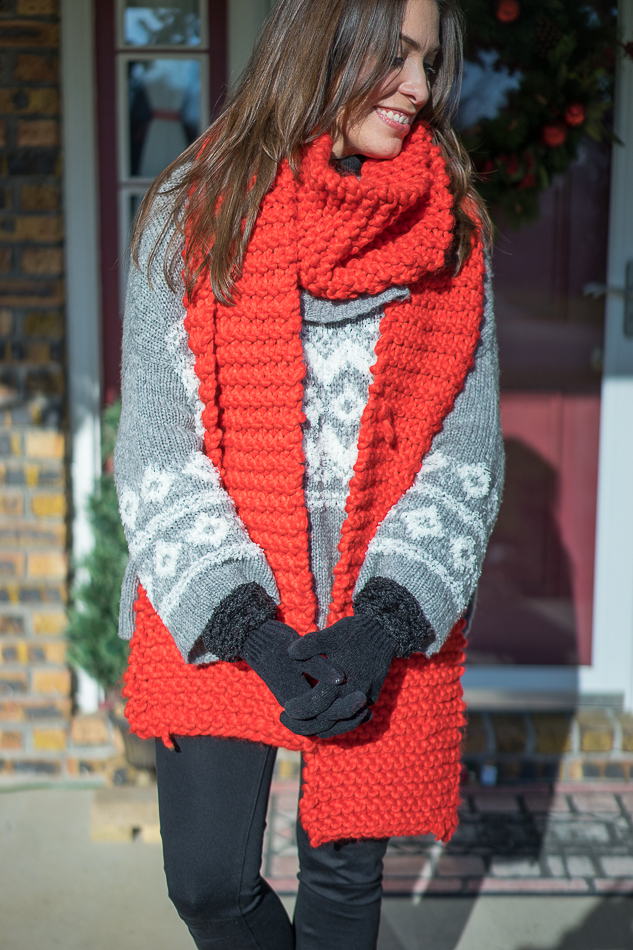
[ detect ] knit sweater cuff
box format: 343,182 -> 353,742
202,583 -> 277,662
353,577 -> 435,658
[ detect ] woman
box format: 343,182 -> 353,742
115,0 -> 504,947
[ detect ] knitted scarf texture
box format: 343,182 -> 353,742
124,124 -> 485,846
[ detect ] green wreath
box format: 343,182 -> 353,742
459,0 -> 625,225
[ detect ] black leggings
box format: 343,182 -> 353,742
155,736 -> 388,950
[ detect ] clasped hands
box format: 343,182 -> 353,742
241,616 -> 395,739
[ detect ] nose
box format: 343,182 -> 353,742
398,58 -> 431,110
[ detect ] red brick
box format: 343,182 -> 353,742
27,640 -> 66,666
0,642 -> 26,664
14,53 -> 59,83
27,552 -> 66,580
25,430 -> 64,459
25,341 -> 50,361
0,87 -> 59,113
424,878 -> 464,894
571,792 -> 620,813
0,521 -> 66,547
0,700 -> 22,720
0,615 -> 24,634
20,185 -> 59,212
23,311 -> 62,336
32,727 -> 66,751
17,0 -> 58,14
28,640 -> 65,664
16,118 -> 59,147
31,669 -> 70,696
66,758 -> 110,778
0,730 -> 22,749
21,247 -> 63,274
463,713 -> 488,754
472,878 -> 590,894
0,22 -> 59,49
11,759 -> 61,777
32,611 -> 65,635
595,879 -> 633,893
25,367 -> 64,396
3,217 -> 63,243
0,279 -> 64,306
0,494 -> 23,518
491,714 -> 526,753
70,714 -> 110,747
30,493 -> 64,517
0,671 -> 28,694
22,698 -> 70,719
0,310 -> 12,335
0,551 -> 25,576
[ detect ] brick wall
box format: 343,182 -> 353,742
0,0 -> 71,779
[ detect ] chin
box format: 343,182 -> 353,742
361,139 -> 405,161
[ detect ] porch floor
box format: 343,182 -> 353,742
2,783 -> 633,950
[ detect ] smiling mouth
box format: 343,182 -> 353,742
375,107 -> 414,128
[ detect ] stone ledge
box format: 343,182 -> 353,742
91,786 -> 160,843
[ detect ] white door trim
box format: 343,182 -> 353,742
61,0 -> 102,561
584,0 -> 633,708
61,0 -> 103,712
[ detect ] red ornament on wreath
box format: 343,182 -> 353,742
496,0 -> 520,23
542,123 -> 568,148
565,103 -> 586,127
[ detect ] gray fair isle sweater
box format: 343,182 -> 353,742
114,201 -> 504,666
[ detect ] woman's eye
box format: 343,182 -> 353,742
424,62 -> 437,80
393,56 -> 405,68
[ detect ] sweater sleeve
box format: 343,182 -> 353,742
114,195 -> 279,664
353,257 -> 504,655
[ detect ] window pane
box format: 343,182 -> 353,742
128,58 -> 201,178
124,1 -> 201,47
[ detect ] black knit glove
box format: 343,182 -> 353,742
201,583 -> 345,733
241,619 -> 344,711
281,578 -> 435,739
282,614 -> 395,737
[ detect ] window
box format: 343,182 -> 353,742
116,1 -> 210,296
95,0 -> 226,398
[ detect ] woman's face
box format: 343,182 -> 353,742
331,0 -> 441,161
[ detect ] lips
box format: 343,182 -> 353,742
375,107 -> 414,133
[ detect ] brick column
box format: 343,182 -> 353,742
0,0 -> 71,779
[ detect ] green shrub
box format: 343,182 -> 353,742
66,401 -> 129,692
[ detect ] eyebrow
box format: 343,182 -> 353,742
400,33 -> 440,55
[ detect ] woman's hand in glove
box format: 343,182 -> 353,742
240,619 -> 344,711
281,614 -> 396,737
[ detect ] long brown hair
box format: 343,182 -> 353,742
132,0 -> 491,304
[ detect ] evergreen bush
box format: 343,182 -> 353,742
66,401 -> 129,692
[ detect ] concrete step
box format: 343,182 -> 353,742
91,785 -> 160,842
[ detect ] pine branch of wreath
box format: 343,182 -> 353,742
458,1 -> 620,226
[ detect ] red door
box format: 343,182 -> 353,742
468,140 -> 610,666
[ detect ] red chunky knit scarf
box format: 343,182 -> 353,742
124,124 -> 485,846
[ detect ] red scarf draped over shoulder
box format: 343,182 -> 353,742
124,124 -> 485,846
